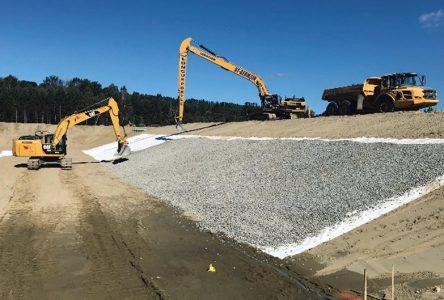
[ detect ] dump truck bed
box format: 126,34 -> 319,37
322,84 -> 363,102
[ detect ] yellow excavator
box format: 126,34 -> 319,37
176,37 -> 310,128
12,97 -> 131,170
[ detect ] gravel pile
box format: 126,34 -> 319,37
108,138 -> 444,248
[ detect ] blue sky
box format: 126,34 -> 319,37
0,0 -> 443,113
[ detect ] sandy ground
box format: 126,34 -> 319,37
1,111 -> 444,299
290,187 -> 444,299
146,111 -> 444,139
0,122 -> 318,299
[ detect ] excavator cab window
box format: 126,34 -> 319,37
60,135 -> 67,154
271,94 -> 281,105
44,134 -> 53,144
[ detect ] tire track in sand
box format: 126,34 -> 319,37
0,171 -> 53,299
59,170 -> 166,299
0,166 -> 164,299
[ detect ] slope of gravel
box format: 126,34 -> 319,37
108,138 -> 444,248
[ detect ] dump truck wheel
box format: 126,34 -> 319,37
338,100 -> 352,115
326,102 -> 338,116
378,99 -> 395,113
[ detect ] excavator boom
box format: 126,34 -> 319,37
52,97 -> 130,156
176,37 -> 308,126
177,37 -> 270,125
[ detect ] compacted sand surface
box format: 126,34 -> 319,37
144,111 -> 444,139
0,123 -> 317,299
1,111 -> 444,299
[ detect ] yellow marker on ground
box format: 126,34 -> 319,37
208,264 -> 216,273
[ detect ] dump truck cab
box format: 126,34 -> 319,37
378,73 -> 438,110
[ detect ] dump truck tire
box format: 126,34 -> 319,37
338,100 -> 352,115
378,98 -> 395,113
326,102 -> 338,116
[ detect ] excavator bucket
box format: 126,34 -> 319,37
116,141 -> 131,157
176,122 -> 186,132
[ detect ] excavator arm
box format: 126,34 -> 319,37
52,97 -> 130,156
177,37 -> 272,125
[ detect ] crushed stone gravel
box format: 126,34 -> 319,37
107,138 -> 444,248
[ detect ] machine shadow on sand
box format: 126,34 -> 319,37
15,161 -> 104,169
155,122 -> 226,142
15,163 -> 65,169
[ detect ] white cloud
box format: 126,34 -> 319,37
271,72 -> 288,79
419,9 -> 444,27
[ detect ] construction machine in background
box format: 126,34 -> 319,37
322,72 -> 439,116
12,97 -> 131,170
176,37 -> 310,129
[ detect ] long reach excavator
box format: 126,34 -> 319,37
176,37 -> 310,128
12,97 -> 131,170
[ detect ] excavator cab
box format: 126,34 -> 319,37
270,94 -> 282,105
263,94 -> 281,108
33,131 -> 67,155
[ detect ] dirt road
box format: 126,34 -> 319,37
0,124 -> 318,299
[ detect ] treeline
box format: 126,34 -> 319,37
0,75 -> 261,126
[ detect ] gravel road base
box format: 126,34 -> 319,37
108,138 -> 444,249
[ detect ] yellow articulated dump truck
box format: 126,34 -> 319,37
322,72 -> 439,116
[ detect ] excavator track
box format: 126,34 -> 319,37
27,158 -> 42,170
60,157 -> 72,170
